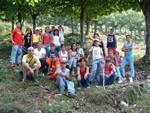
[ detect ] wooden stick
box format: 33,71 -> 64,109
102,65 -> 105,90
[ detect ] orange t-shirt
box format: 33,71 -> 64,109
12,28 -> 24,45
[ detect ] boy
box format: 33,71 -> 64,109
58,24 -> 64,44
53,59 -> 75,98
100,26 -> 117,54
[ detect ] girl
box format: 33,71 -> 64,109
59,44 -> 68,61
52,29 -> 62,52
86,38 -> 104,84
107,50 -> 123,83
31,27 -> 41,48
88,33 -> 107,57
23,27 -> 32,55
75,57 -> 90,89
68,43 -> 79,76
121,35 -> 134,83
42,27 -> 52,52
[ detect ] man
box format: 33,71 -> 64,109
48,54 -> 60,80
10,22 -> 28,67
50,26 -> 55,36
53,59 -> 75,98
58,24 -> 64,44
22,47 -> 41,83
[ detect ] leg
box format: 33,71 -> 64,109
97,58 -> 102,83
105,73 -> 117,85
66,80 -> 75,94
56,76 -> 66,91
112,47 -> 116,54
116,66 -> 121,78
85,73 -> 90,87
32,64 -> 39,82
22,63 -> 29,81
11,45 -> 19,64
120,56 -> 128,77
75,74 -> 82,88
40,58 -> 46,73
99,74 -> 107,85
128,55 -> 134,77
90,59 -> 98,82
17,45 -> 22,64
68,59 -> 73,70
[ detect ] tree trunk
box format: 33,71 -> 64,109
80,7 -> 85,45
12,17 -> 14,31
105,24 -> 107,33
55,16 -> 58,25
18,13 -> 22,30
125,27 -> 127,36
85,17 -> 90,35
138,30 -> 142,40
120,27 -> 122,34
71,17 -> 74,34
94,21 -> 97,34
134,29 -> 137,40
32,14 -> 38,33
76,19 -> 79,32
40,16 -> 43,26
62,17 -> 66,25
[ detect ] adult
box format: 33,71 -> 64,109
10,22 -> 28,67
59,44 -> 68,61
58,24 -> 64,44
22,47 -> 41,83
50,26 -> 55,36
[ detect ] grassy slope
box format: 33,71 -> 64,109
0,23 -> 150,112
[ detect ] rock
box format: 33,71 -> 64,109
54,94 -> 62,97
120,101 -> 128,107
35,110 -> 42,113
48,103 -> 52,107
133,104 -> 136,107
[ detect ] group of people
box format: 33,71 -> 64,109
9,22 -> 135,97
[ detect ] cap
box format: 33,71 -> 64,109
61,59 -> 67,63
35,27 -> 40,31
28,47 -> 34,51
93,38 -> 100,42
51,54 -> 56,58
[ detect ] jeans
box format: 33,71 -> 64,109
40,58 -> 46,73
116,66 -> 121,78
56,76 -> 75,94
90,58 -> 102,82
67,59 -> 77,70
99,73 -> 117,85
44,44 -> 50,53
121,54 -> 134,77
75,73 -> 90,88
55,46 -> 61,52
10,44 -> 22,64
22,63 -> 39,81
32,44 -> 38,49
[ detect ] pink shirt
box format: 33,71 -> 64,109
105,66 -> 113,76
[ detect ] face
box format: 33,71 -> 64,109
37,42 -> 42,48
27,28 -> 31,33
105,61 -> 111,66
115,52 -> 119,58
45,28 -> 49,33
51,46 -> 55,51
51,57 -> 56,62
94,41 -> 99,46
61,63 -> 67,68
16,22 -> 21,28
52,27 -> 55,31
58,27 -> 61,31
35,30 -> 39,34
39,30 -> 42,34
72,44 -> 76,50
28,49 -> 34,56
80,59 -> 86,66
108,51 -> 113,57
94,35 -> 99,39
54,30 -> 58,35
76,44 -> 80,49
110,29 -> 114,34
61,45 -> 66,51
126,36 -> 131,42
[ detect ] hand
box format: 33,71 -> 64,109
86,58 -> 88,62
101,60 -> 105,64
77,75 -> 81,81
84,74 -> 87,79
30,69 -> 34,76
12,41 -> 16,45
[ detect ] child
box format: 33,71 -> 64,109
42,27 -> 52,52
59,44 -> 68,61
23,27 -> 32,55
58,24 -> 65,44
68,43 -> 79,76
100,26 -> 117,54
50,26 -> 55,36
76,42 -> 84,58
31,27 -> 41,49
53,59 -> 75,98
121,35 -> 134,83
99,58 -> 117,85
86,39 -> 104,84
75,57 -> 90,89
107,50 -> 123,83
52,29 -> 62,52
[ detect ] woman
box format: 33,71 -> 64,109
59,44 -> 68,61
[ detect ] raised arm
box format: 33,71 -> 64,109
59,37 -> 62,44
102,41 -> 107,56
115,36 -> 117,48
100,26 -> 108,36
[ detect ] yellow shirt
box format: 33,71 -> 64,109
33,34 -> 40,42
22,54 -> 40,67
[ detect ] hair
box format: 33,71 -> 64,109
16,22 -> 20,25
58,26 -> 61,28
61,44 -> 66,47
108,49 -> 114,53
76,42 -> 80,45
94,33 -> 99,38
71,43 -> 77,51
79,57 -> 87,63
53,29 -> 59,36
110,28 -> 114,31
51,43 -> 55,47
115,51 -> 119,55
52,26 -> 55,28
37,41 -> 43,44
126,35 -> 132,39
45,27 -> 49,32
25,27 -> 32,36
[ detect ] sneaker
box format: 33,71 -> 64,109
129,77 -> 133,83
34,79 -> 39,83
86,86 -> 90,89
11,63 -> 15,67
42,73 -> 45,76
118,79 -> 124,84
122,77 -> 126,82
77,87 -> 81,89
66,92 -> 76,98
21,79 -> 26,82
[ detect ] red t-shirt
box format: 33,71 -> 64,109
12,28 -> 24,45
43,33 -> 51,44
50,58 -> 60,80
104,66 -> 113,77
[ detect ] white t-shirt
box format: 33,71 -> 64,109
59,30 -> 64,42
34,48 -> 46,58
53,36 -> 61,46
90,46 -> 103,60
60,50 -> 68,60
79,48 -> 84,56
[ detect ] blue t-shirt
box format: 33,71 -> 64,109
125,43 -> 133,55
58,67 -> 70,78
46,50 -> 59,58
50,32 -> 54,36
107,34 -> 116,47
